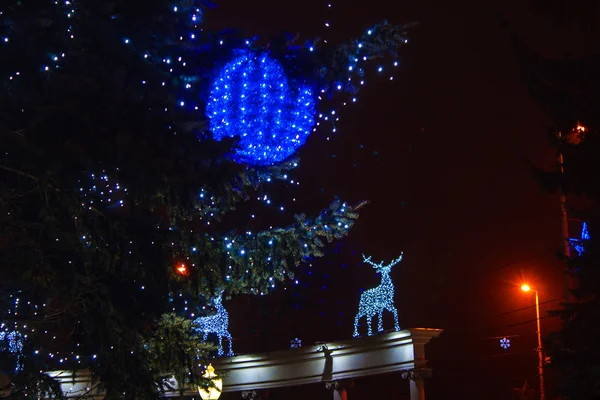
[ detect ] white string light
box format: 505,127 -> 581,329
192,292 -> 234,356
353,253 -> 402,337
0,327 -> 24,371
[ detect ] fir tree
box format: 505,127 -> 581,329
0,0 -> 410,397
513,30 -> 600,399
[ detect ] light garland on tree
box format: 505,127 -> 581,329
1,1 -> 408,149
0,0 -> 411,377
353,253 -> 402,337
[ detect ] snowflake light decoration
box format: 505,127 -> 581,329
500,337 -> 510,350
290,338 -> 302,348
192,292 -> 234,356
207,49 -> 316,166
353,253 -> 402,337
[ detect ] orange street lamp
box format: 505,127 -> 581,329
521,284 -> 545,400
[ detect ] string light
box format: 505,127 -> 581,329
569,222 -> 590,256
353,253 -> 402,337
1,0 -> 409,377
192,292 -> 234,356
207,50 -> 316,166
0,327 -> 24,371
78,171 -> 126,209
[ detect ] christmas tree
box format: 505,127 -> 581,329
0,0 -> 410,397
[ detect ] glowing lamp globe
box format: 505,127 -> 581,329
198,364 -> 222,400
521,284 -> 531,292
207,49 -> 316,166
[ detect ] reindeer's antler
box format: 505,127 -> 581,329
362,252 -> 403,268
362,254 -> 383,269
388,252 -> 404,267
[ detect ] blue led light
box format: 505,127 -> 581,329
353,253 -> 402,337
0,328 -> 24,371
192,292 -> 234,356
207,49 -> 316,166
569,221 -> 590,256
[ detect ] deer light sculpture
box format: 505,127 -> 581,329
0,329 -> 24,371
353,253 -> 403,337
192,291 -> 234,356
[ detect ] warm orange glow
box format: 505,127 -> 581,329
521,284 -> 531,292
176,263 -> 189,276
565,122 -> 588,145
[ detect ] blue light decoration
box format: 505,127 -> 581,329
1,0 -> 411,372
569,221 -> 590,256
192,291 -> 234,356
78,170 -> 127,210
353,253 -> 402,337
290,337 -> 302,348
207,49 -> 316,166
500,337 -> 510,350
0,327 -> 24,371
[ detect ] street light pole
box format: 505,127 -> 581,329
534,290 -> 545,400
521,284 -> 545,400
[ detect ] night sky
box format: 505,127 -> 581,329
203,0 -> 592,398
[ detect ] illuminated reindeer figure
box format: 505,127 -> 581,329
192,291 -> 234,356
353,253 -> 403,337
0,329 -> 24,371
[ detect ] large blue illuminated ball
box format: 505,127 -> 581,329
207,50 -> 316,166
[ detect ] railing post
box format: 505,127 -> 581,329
402,369 -> 429,400
325,381 -> 348,400
241,390 -> 257,399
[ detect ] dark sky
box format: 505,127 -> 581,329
204,0 -> 598,398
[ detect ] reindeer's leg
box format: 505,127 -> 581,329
225,331 -> 234,356
217,334 -> 224,357
367,316 -> 373,336
378,309 -> 384,333
353,314 -> 361,337
390,307 -> 400,331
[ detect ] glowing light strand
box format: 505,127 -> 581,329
3,3 -> 406,147
78,171 -> 126,210
172,200 -> 360,297
192,292 -> 234,356
569,221 -> 590,256
1,0 -> 407,368
207,50 -> 316,166
353,253 -> 402,337
1,1 -> 76,83
0,325 -> 24,371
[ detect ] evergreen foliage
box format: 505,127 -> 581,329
513,32 -> 600,399
0,0 -> 410,397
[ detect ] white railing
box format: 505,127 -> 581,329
50,328 -> 441,399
